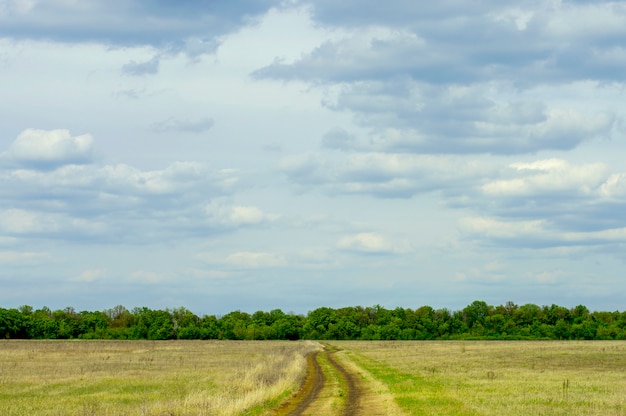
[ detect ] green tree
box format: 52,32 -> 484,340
172,307 -> 201,339
0,308 -> 29,339
304,307 -> 338,339
131,308 -> 175,340
462,300 -> 491,331
218,311 -> 251,340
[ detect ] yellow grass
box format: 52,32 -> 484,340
330,340 -> 626,416
0,340 -> 320,416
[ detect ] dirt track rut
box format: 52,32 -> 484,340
274,344 -> 361,416
324,346 -> 360,415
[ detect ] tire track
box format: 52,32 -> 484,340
325,346 -> 361,416
290,351 -> 326,415
274,345 -> 362,416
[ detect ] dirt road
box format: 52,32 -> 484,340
273,343 -> 404,416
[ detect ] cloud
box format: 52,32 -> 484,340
469,159 -> 626,229
324,82 -> 615,155
321,128 -> 358,150
73,268 -> 107,282
454,158 -> 626,251
482,159 -> 609,196
3,129 -> 94,169
337,232 -> 399,255
459,216 -> 546,241
0,0 -> 279,55
600,173 -> 626,198
253,29 -> 431,83
0,208 -> 107,240
280,140 -> 626,255
253,2 -> 623,155
205,202 -> 278,227
150,117 -> 215,133
0,133 -> 243,242
0,250 -> 52,265
459,215 -> 626,251
225,251 -> 286,268
279,154 -> 329,186
281,152 -> 489,198
121,55 -> 160,76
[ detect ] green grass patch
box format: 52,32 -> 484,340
331,341 -> 626,416
346,351 -> 478,415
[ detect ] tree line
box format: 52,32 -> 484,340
1,301 -> 625,341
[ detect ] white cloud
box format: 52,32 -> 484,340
225,252 -> 286,268
5,129 -> 94,168
599,173 -> 626,198
459,216 -> 546,240
482,159 -> 609,196
205,203 -> 278,227
337,232 -> 397,254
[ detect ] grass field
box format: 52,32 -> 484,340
330,340 -> 626,415
0,340 -> 319,416
2,340 -> 625,415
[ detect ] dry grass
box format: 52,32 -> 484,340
330,340 -> 626,416
0,340 -> 320,416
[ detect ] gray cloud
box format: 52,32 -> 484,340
254,1 -> 625,155
324,81 -> 616,154
121,56 -> 161,76
0,0 -> 278,54
321,128 -> 358,150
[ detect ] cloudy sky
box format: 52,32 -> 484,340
1,0 -> 626,315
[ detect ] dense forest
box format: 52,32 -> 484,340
1,301 -> 625,341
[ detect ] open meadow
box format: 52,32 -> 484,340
0,340 -> 319,416
1,340 -> 625,415
330,340 -> 626,416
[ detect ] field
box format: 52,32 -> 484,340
0,340 -> 319,416
1,340 -> 625,415
328,340 -> 626,415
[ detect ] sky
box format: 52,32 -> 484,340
1,0 -> 626,315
